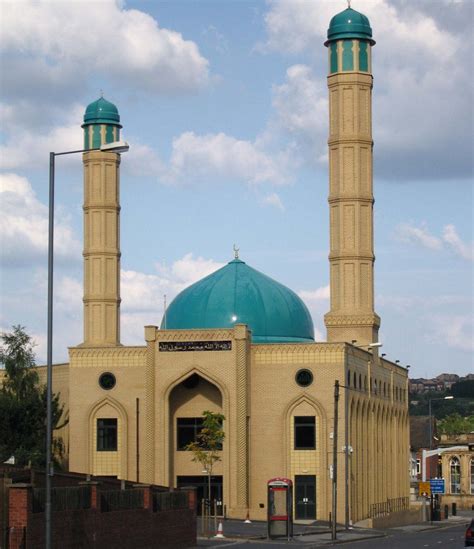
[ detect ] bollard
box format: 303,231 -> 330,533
451,502 -> 457,516
444,505 -> 448,519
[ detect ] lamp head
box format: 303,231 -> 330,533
100,140 -> 129,153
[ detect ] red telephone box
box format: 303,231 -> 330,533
267,477 -> 293,540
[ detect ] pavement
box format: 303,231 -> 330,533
196,510 -> 473,546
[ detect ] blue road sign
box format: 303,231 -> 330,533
430,479 -> 445,494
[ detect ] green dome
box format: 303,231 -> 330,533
162,259 -> 315,344
83,97 -> 122,127
326,7 -> 374,45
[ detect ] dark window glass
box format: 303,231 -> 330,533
294,416 -> 316,450
99,372 -> 116,390
295,369 -> 313,387
177,417 -> 223,451
97,418 -> 117,451
177,418 -> 204,450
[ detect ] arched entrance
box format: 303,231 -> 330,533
169,373 -> 224,513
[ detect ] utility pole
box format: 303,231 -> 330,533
332,380 -> 340,540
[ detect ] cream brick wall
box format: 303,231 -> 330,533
23,329 -> 409,525
82,150 -> 121,346
68,345 -> 146,481
324,41 -> 380,345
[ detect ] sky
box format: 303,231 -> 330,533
0,0 -> 472,379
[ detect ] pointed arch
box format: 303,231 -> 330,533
163,366 -> 230,408
158,366 -> 230,491
283,393 -> 328,519
87,395 -> 128,479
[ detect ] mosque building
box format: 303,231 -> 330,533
48,6 -> 410,524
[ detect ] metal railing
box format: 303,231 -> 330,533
369,496 -> 409,518
32,486 -> 91,513
152,491 -> 188,512
100,488 -> 144,512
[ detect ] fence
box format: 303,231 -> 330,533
100,488 -> 144,512
29,485 -> 190,515
369,496 -> 410,518
32,485 -> 91,513
152,491 -> 188,512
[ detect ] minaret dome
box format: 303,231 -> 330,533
82,96 -> 122,150
326,7 -> 374,45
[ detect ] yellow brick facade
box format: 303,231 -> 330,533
14,6 -> 411,527
54,330 -> 409,524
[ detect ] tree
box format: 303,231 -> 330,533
437,413 -> 474,436
0,325 -> 67,467
450,380 -> 474,398
185,410 -> 225,506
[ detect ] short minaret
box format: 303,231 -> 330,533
323,7 -> 380,345
81,97 -> 122,346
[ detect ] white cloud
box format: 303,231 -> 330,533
298,285 -> 330,343
0,173 -> 81,266
161,253 -> 225,286
430,314 -> 474,352
299,285 -> 330,303
1,1 -> 209,98
1,253 -> 225,362
272,64 -> 328,165
395,222 -> 443,251
111,254 -> 225,344
263,0 -> 473,179
56,276 -> 83,313
121,142 -> 165,178
0,107 -> 83,170
395,222 -> 473,261
164,131 -> 291,186
262,192 -> 285,211
121,253 -> 224,316
442,224 -> 474,261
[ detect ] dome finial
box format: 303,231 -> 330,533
233,243 -> 240,260
347,0 -> 351,8
100,89 -> 104,98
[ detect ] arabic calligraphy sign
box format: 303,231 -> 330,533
159,341 -> 232,352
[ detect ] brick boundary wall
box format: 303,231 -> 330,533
8,483 -> 196,549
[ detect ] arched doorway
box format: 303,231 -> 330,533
169,373 -> 224,514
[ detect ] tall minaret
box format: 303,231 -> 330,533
81,97 -> 122,346
323,7 -> 380,345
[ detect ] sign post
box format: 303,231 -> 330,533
429,479 -> 445,495
418,482 -> 431,497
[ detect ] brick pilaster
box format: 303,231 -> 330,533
8,484 -> 32,549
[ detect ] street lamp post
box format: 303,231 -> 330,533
331,380 -> 339,541
45,141 -> 129,549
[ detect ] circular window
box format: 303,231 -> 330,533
99,372 -> 116,390
295,369 -> 313,387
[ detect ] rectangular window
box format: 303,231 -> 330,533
416,459 -> 421,475
177,417 -> 204,450
97,418 -> 117,451
294,416 -> 316,450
